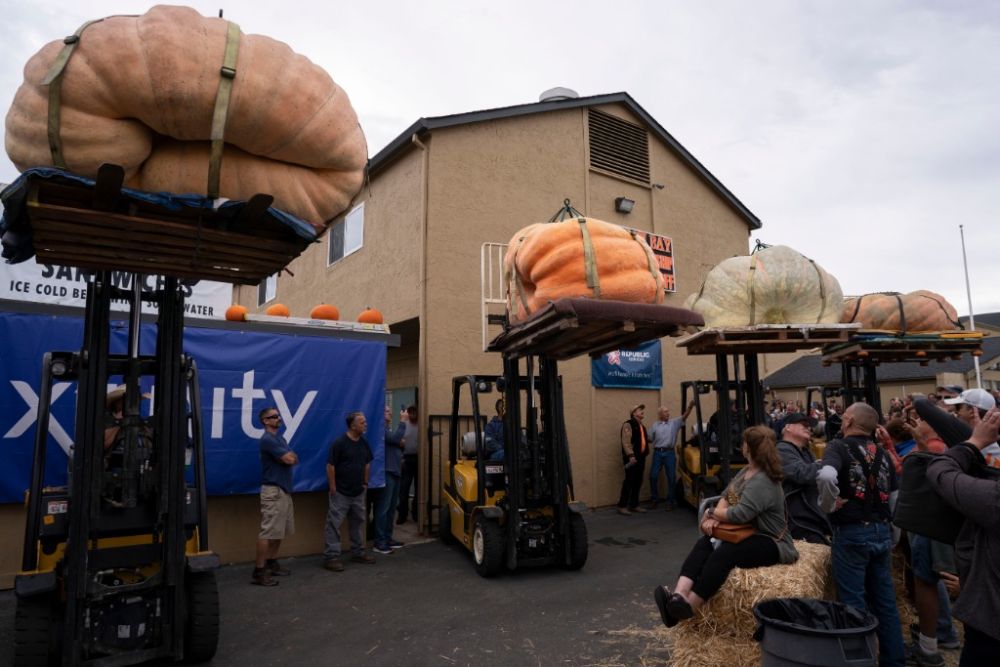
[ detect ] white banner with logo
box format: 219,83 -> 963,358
0,258 -> 231,319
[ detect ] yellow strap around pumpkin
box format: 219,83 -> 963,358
577,218 -> 600,298
207,21 -> 242,199
42,18 -> 108,168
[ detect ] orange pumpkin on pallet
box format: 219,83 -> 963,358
4,5 -> 366,230
225,304 -> 248,321
265,303 -> 290,317
504,214 -> 664,323
358,307 -> 383,324
310,304 -> 340,320
840,290 -> 961,332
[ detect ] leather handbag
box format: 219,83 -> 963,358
711,522 -> 756,544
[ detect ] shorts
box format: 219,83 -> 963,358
908,532 -> 954,583
259,485 -> 295,539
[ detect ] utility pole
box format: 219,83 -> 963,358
959,225 -> 982,388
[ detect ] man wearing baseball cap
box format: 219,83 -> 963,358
944,388 -> 996,423
617,404 -> 650,516
776,413 -> 830,544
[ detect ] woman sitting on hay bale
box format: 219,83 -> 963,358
654,425 -> 798,627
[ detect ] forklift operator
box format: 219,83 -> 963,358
102,385 -> 150,450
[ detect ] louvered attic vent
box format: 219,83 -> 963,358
588,108 -> 650,184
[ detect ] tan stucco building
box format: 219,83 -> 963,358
232,91 -> 762,531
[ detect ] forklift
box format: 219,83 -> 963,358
439,298 -> 703,577
7,165 -> 314,665
675,324 -> 860,510
675,364 -> 757,509
15,272 -> 218,666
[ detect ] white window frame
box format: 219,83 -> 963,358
328,203 -> 365,266
257,273 -> 277,306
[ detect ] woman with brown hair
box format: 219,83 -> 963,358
654,425 -> 799,627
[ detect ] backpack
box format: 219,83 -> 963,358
892,452 -> 964,544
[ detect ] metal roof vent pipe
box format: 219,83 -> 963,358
538,87 -> 579,102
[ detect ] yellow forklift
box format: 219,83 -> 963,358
675,325 -> 860,509
7,166 -> 313,665
439,298 -> 703,576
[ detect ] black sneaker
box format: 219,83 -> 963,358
373,545 -> 394,555
906,641 -> 945,667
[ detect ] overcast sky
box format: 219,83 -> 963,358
2,1 -> 998,315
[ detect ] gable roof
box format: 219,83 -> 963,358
367,92 -> 761,230
764,336 -> 1000,389
960,312 -> 1000,330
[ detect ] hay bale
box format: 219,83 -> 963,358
684,540 -> 832,640
670,631 -> 759,667
665,541 -> 831,667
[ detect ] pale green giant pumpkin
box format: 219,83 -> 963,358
684,245 -> 843,327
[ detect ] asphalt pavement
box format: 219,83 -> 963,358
1,505 -> 698,666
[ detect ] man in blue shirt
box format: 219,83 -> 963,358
647,400 -> 694,510
253,407 -> 298,586
324,411 -> 375,571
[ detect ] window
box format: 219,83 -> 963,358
328,203 -> 364,265
257,273 -> 277,306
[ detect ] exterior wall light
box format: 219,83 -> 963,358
615,197 -> 635,214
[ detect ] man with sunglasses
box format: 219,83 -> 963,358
253,407 -> 298,586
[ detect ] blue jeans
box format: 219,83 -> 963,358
648,448 -> 677,503
831,522 -> 905,667
374,473 -> 400,547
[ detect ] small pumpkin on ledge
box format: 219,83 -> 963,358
357,306 -> 383,324
310,303 -> 340,320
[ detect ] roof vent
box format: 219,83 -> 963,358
539,87 -> 579,103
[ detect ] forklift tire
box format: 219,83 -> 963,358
439,504 -> 455,545
13,593 -> 57,667
472,516 -> 504,578
564,513 -> 588,570
183,571 -> 220,663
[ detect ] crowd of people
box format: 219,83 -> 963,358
252,403 -> 419,586
640,384 -> 1000,667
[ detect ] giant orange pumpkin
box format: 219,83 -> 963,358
840,291 -> 960,332
265,303 -> 290,317
504,217 -> 664,322
310,304 -> 339,320
357,307 -> 383,324
4,5 -> 366,230
225,304 -> 248,321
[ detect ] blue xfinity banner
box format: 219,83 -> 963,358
591,340 -> 662,389
0,311 -> 387,504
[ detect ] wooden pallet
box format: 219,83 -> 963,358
487,298 -> 703,360
676,323 -> 862,355
821,331 -> 985,365
20,166 -> 312,284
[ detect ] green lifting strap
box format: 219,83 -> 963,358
42,18 -> 107,168
509,238 -> 532,315
207,21 -> 241,199
577,217 -> 600,298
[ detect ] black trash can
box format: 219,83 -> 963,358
753,598 -> 878,667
